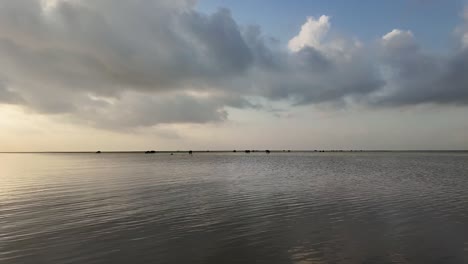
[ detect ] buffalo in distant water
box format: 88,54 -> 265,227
189,150 -> 193,155
266,150 -> 270,154
245,150 -> 251,153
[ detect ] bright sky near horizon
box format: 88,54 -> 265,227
0,0 -> 468,151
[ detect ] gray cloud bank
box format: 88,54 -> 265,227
0,0 -> 467,129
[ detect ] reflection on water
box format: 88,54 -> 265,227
1,152 -> 468,264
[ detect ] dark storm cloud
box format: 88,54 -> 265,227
0,0 -> 467,129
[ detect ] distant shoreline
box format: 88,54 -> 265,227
1,150 -> 467,154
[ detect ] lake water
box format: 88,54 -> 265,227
1,152 -> 468,264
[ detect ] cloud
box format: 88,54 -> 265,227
0,0 -> 254,95
263,16 -> 384,105
71,93 -> 253,129
463,34 -> 468,49
253,46 -> 384,105
0,81 -> 23,104
370,28 -> 468,106
2,0 -> 381,125
0,0 -> 467,130
460,8 -> 468,49
0,0 -> 260,125
381,29 -> 416,49
288,15 -> 331,52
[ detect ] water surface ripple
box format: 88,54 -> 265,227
1,152 -> 468,263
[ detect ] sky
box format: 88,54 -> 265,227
0,0 -> 468,151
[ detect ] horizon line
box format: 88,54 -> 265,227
1,150 -> 468,154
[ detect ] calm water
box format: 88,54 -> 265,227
1,152 -> 468,264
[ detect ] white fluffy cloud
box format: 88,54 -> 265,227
288,15 -> 331,52
382,29 -> 413,41
381,29 -> 418,53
